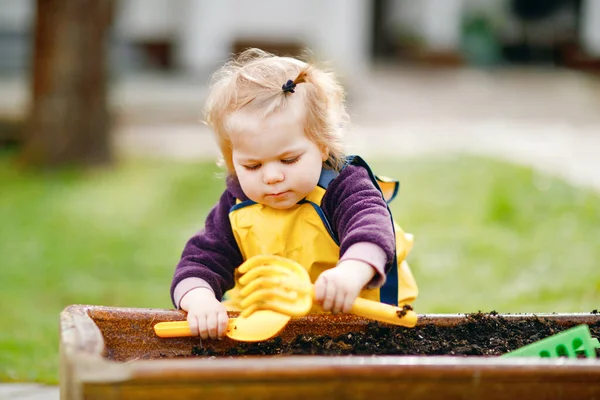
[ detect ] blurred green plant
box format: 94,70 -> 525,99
1,152 -> 599,383
460,11 -> 503,66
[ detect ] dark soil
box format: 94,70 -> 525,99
192,312 -> 600,357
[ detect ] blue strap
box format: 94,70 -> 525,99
298,199 -> 339,245
229,199 -> 257,212
317,167 -> 339,189
379,253 -> 398,305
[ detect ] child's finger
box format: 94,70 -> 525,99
333,289 -> 351,313
331,289 -> 344,314
217,311 -> 229,338
197,315 -> 209,340
341,292 -> 356,314
314,275 -> 326,303
187,314 -> 200,336
206,313 -> 218,340
321,279 -> 336,312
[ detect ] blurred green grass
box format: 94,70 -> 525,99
1,152 -> 599,383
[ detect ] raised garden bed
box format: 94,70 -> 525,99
60,305 -> 600,400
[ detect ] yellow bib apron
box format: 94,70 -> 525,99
224,156 -> 418,311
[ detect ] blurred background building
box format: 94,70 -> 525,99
1,0 -> 600,182
2,0 -> 600,76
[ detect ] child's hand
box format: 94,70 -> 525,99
179,287 -> 229,340
314,260 -> 375,314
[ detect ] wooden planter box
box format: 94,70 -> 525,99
60,305 -> 600,400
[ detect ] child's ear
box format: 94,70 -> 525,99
320,146 -> 329,162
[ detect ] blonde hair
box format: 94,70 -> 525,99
204,48 -> 349,174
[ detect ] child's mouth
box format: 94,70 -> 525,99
267,191 -> 289,198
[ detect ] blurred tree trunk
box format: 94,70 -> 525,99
20,0 -> 114,168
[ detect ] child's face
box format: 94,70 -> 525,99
230,107 -> 328,210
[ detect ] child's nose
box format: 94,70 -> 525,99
262,165 -> 284,184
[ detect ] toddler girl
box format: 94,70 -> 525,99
170,48 -> 417,340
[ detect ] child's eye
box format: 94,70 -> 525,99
281,156 -> 300,165
243,164 -> 261,171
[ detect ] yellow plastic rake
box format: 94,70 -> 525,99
154,255 -> 418,342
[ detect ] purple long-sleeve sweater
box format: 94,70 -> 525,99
170,163 -> 396,307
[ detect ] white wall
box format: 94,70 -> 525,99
175,0 -> 371,78
320,0 -> 371,78
387,0 -> 466,51
581,0 -> 600,56
9,0 -> 600,74
0,0 -> 33,32
421,0 -> 466,51
116,0 -> 181,41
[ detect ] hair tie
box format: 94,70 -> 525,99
282,79 -> 296,93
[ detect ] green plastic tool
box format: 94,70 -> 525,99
502,324 -> 600,358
